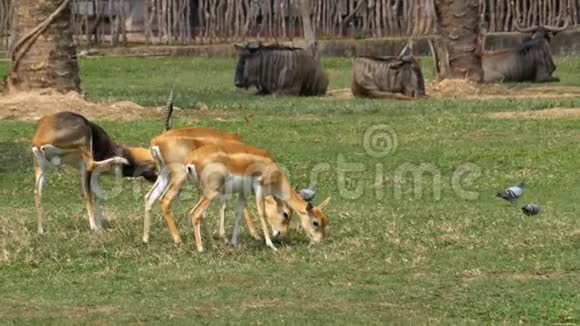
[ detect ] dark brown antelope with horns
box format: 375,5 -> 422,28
31,112 -> 157,234
30,89 -> 180,234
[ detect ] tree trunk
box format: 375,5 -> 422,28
300,0 -> 316,57
433,0 -> 482,82
4,0 -> 80,94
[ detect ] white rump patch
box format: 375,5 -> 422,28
185,164 -> 198,183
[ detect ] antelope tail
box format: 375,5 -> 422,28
162,88 -> 174,131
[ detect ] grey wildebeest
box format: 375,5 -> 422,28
482,19 -> 569,83
351,43 -> 426,99
234,42 -> 328,96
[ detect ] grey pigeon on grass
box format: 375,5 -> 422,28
298,185 -> 317,202
522,204 -> 541,216
497,181 -> 525,204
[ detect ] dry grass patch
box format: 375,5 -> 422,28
0,89 -> 164,121
325,80 -> 580,101
457,269 -> 574,281
488,107 -> 580,119
325,88 -> 353,99
428,80 -> 580,99
0,298 -> 116,320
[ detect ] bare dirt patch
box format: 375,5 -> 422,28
0,90 -> 166,121
488,107 -> 580,119
325,80 -> 580,100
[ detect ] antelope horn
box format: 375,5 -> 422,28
163,87 -> 174,131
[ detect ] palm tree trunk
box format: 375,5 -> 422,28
301,0 -> 317,57
432,0 -> 482,82
4,0 -> 80,94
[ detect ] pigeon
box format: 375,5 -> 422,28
298,185 -> 317,202
522,204 -> 540,216
497,181 -> 525,204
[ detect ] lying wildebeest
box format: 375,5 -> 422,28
234,42 -> 328,96
351,43 -> 426,99
482,19 -> 568,83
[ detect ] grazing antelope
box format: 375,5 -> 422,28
32,111 -> 157,234
143,132 -> 292,246
184,143 -> 331,252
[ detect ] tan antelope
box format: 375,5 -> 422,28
31,111 -> 157,234
184,143 -> 331,252
143,131 -> 292,246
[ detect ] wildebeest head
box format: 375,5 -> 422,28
392,55 -> 426,97
394,42 -> 425,97
234,42 -> 261,89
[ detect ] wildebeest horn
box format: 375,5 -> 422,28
543,17 -> 569,32
398,41 -> 413,57
513,19 -> 538,33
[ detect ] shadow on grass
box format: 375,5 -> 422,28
0,142 -> 31,173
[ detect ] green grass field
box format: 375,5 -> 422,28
1,57 -> 580,324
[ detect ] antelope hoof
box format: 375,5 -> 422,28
250,232 -> 261,241
90,224 -> 104,232
266,241 -> 278,252
197,246 -> 204,253
213,232 -> 229,244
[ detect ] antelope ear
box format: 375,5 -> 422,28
317,197 -> 331,210
234,43 -> 243,50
